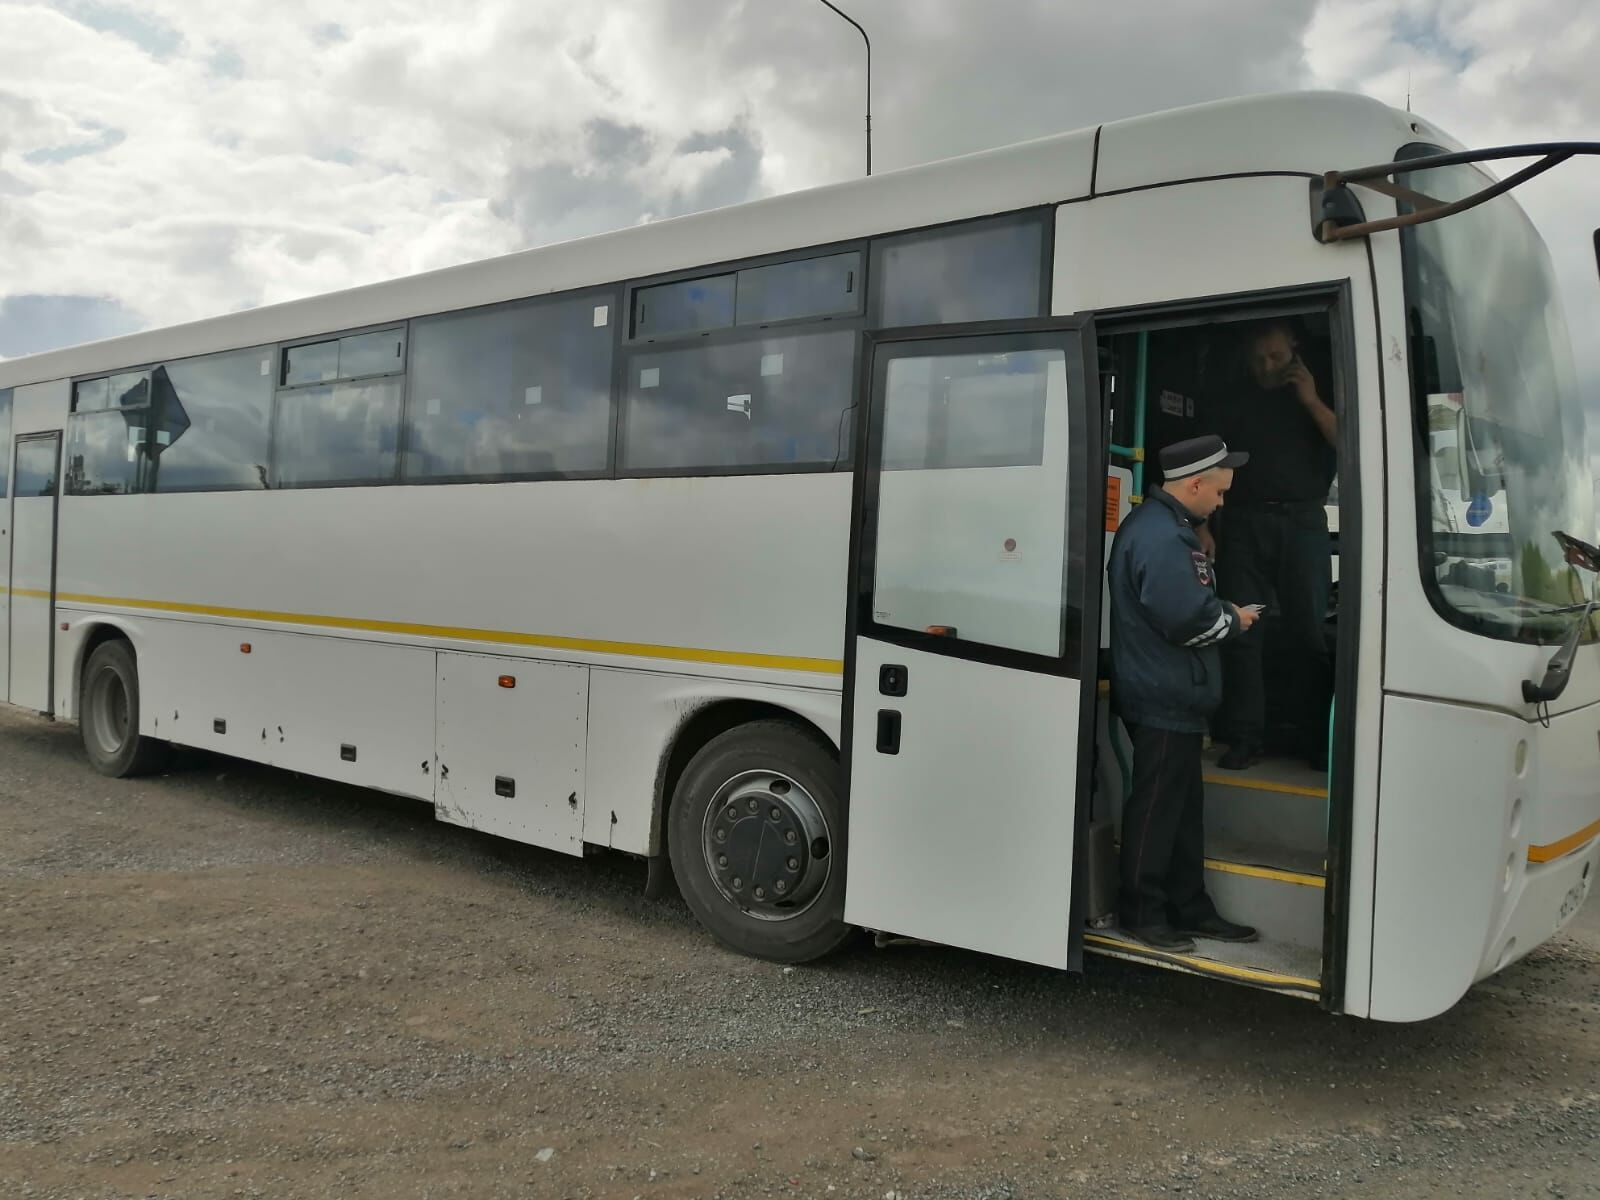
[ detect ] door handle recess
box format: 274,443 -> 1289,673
876,710 -> 901,755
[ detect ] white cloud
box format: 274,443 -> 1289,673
0,0 -> 1594,422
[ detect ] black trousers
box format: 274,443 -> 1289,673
1215,503 -> 1333,749
1119,723 -> 1217,929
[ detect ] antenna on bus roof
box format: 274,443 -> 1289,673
1406,70 -> 1412,113
817,0 -> 872,176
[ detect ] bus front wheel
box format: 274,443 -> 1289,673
80,639 -> 169,778
668,720 -> 854,963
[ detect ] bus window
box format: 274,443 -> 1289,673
0,387 -> 10,498
406,292 -> 614,480
871,212 -> 1047,328
13,436 -> 59,497
272,379 -> 403,487
622,327 -> 856,473
735,252 -> 861,325
148,347 -> 274,493
632,273 -> 736,339
66,370 -> 154,496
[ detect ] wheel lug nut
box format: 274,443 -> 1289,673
769,807 -> 781,821
775,880 -> 787,893
754,886 -> 766,900
747,798 -> 758,813
732,877 -> 743,889
785,830 -> 797,844
787,857 -> 798,871
717,855 -> 728,867
714,828 -> 727,843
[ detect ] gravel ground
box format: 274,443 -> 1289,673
2,704 -> 1598,1199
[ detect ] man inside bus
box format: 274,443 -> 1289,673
1209,320 -> 1337,771
1108,435 -> 1260,952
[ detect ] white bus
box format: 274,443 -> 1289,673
2,91 -> 1596,1021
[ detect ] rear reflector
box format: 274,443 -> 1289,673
498,675 -> 516,689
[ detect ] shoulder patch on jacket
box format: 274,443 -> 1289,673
1190,550 -> 1213,587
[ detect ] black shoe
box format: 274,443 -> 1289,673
1177,914 -> 1260,943
1217,741 -> 1262,770
1125,924 -> 1196,953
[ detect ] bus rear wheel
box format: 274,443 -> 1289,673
80,639 -> 169,778
668,720 -> 854,963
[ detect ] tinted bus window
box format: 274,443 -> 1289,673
15,436 -> 60,497
0,388 -> 10,498
282,328 -> 405,387
735,253 -> 861,325
73,377 -> 111,412
273,379 -> 402,487
65,410 -> 150,495
406,293 -> 614,480
632,274 -> 736,339
150,346 -> 274,492
622,327 -> 855,472
872,213 -> 1046,327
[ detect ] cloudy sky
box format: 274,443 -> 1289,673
1,0 -> 1596,422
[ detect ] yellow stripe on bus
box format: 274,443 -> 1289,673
38,590 -> 844,676
1527,817 -> 1600,864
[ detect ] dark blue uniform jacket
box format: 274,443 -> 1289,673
1108,487 -> 1240,733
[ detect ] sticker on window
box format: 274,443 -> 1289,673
760,353 -> 784,377
524,386 -> 543,406
640,367 -> 660,389
426,398 -> 443,416
593,305 -> 609,328
727,394 -> 752,418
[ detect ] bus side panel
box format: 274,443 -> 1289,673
1373,696 -> 1600,1020
435,651 -> 587,855
131,618 -> 437,802
583,667 -> 842,856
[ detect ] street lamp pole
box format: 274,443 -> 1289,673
817,0 -> 871,176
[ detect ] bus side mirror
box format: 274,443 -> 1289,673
1594,228 -> 1599,284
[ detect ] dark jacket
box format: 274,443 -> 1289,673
1108,487 -> 1240,732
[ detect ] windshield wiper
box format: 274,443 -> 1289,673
1521,531 -> 1600,705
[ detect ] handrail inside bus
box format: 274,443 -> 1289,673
1315,142 -> 1600,242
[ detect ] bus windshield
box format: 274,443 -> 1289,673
1400,150 -> 1595,644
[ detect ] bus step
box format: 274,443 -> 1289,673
1202,751 -> 1329,857
1203,839 -> 1325,948
1083,928 -> 1321,1000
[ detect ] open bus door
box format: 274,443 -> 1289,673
842,318 -> 1103,968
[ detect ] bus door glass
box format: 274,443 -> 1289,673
0,389 -> 11,698
844,320 -> 1101,968
8,432 -> 61,711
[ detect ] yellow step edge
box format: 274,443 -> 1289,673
1202,773 -> 1328,800
1083,932 -> 1321,991
1204,857 -> 1325,888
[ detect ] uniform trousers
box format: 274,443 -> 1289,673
1119,723 -> 1219,930
1215,502 -> 1333,750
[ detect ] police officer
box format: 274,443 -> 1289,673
1108,434 -> 1260,952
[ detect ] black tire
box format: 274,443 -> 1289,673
668,720 -> 854,963
79,640 -> 169,778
